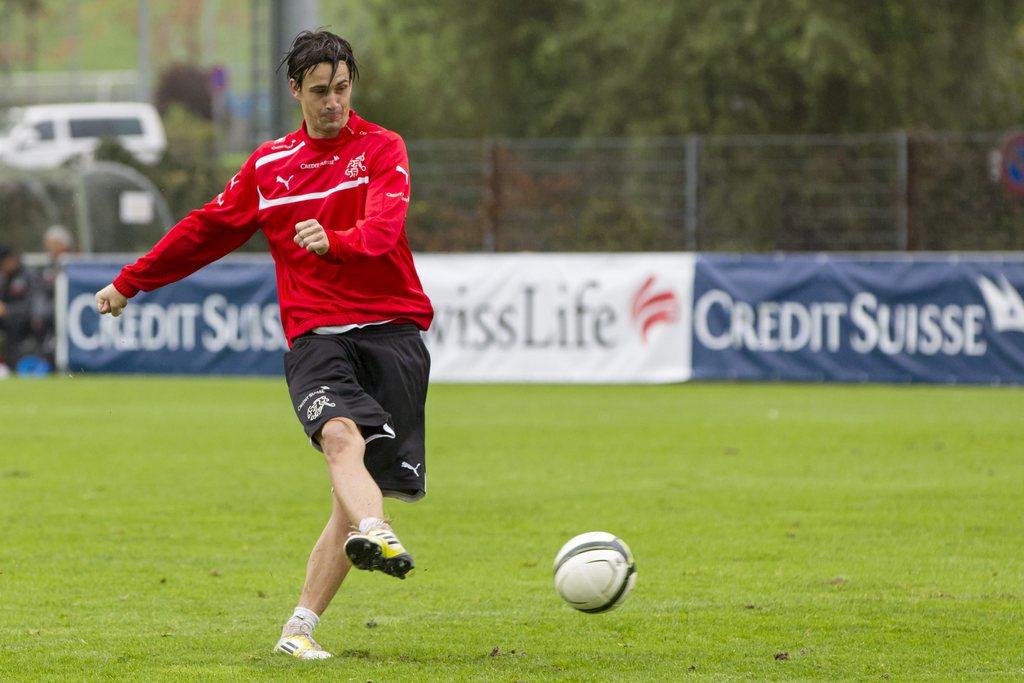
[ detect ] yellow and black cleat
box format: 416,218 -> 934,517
274,633 -> 332,660
344,526 -> 415,579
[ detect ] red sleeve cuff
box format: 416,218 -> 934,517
112,274 -> 140,298
326,228 -> 358,262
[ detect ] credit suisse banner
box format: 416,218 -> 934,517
58,253 -> 1024,383
692,254 -> 1024,384
59,259 -> 287,375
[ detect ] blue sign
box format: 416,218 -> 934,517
62,260 -> 286,375
692,254 -> 1024,384
1001,134 -> 1024,195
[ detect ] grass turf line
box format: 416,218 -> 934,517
0,378 -> 1022,680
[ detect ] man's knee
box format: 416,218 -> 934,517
318,417 -> 364,462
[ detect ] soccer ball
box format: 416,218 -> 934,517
553,531 -> 637,613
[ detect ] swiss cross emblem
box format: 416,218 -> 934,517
345,152 -> 366,178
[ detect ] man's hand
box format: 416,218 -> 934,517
294,219 -> 330,256
95,283 -> 128,317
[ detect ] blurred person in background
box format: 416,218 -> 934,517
32,225 -> 75,364
42,224 -> 74,264
0,245 -> 37,374
93,30 -> 433,660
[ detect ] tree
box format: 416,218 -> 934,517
341,0 -> 1024,137
5,0 -> 46,71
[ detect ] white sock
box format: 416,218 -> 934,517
290,606 -> 319,631
358,517 -> 387,534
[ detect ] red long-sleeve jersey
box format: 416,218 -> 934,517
113,111 -> 433,344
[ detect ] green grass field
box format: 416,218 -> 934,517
1,378 -> 1022,681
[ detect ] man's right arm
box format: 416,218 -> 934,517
98,155 -> 261,315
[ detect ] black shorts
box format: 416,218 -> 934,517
284,323 -> 430,502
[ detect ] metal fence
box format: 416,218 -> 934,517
3,131 -> 1021,255
407,131 -> 1024,253
0,71 -> 141,107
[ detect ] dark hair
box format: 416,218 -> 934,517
278,29 -> 359,90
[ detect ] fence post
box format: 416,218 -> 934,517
482,138 -> 502,252
137,0 -> 151,103
895,130 -> 909,250
685,134 -> 701,251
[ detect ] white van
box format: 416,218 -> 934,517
0,102 -> 166,169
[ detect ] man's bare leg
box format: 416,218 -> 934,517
318,417 -> 415,579
318,417 -> 383,523
275,494 -> 353,659
299,494 -> 353,614
277,417 -> 374,660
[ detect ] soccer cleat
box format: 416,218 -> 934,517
344,525 -> 415,579
274,619 -> 332,660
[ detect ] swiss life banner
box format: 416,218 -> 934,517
58,254 -> 695,382
692,254 -> 1024,384
59,259 -> 287,375
416,253 -> 695,383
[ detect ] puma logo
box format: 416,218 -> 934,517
216,173 -> 242,206
400,461 -> 422,477
276,175 -> 294,190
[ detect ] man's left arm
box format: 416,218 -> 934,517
295,136 -> 411,261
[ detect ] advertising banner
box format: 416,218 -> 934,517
416,253 -> 695,382
59,260 -> 286,375
58,253 -> 1024,383
692,254 -> 1024,384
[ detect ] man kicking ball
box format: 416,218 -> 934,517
95,30 -> 433,660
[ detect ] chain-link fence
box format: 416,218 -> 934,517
698,134 -> 906,251
0,71 -> 140,107
908,132 -> 1024,251
407,131 -> 1024,253
2,131 -> 1021,256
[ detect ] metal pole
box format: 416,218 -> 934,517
270,0 -> 286,138
685,134 -> 701,251
895,130 -> 909,250
483,139 -> 501,252
250,0 -> 262,146
0,2 -> 10,76
137,0 -> 150,103
201,0 -> 217,67
69,0 -> 80,77
74,172 -> 92,253
54,268 -> 69,372
271,0 -> 319,138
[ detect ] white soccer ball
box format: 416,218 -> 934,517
553,531 -> 637,613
